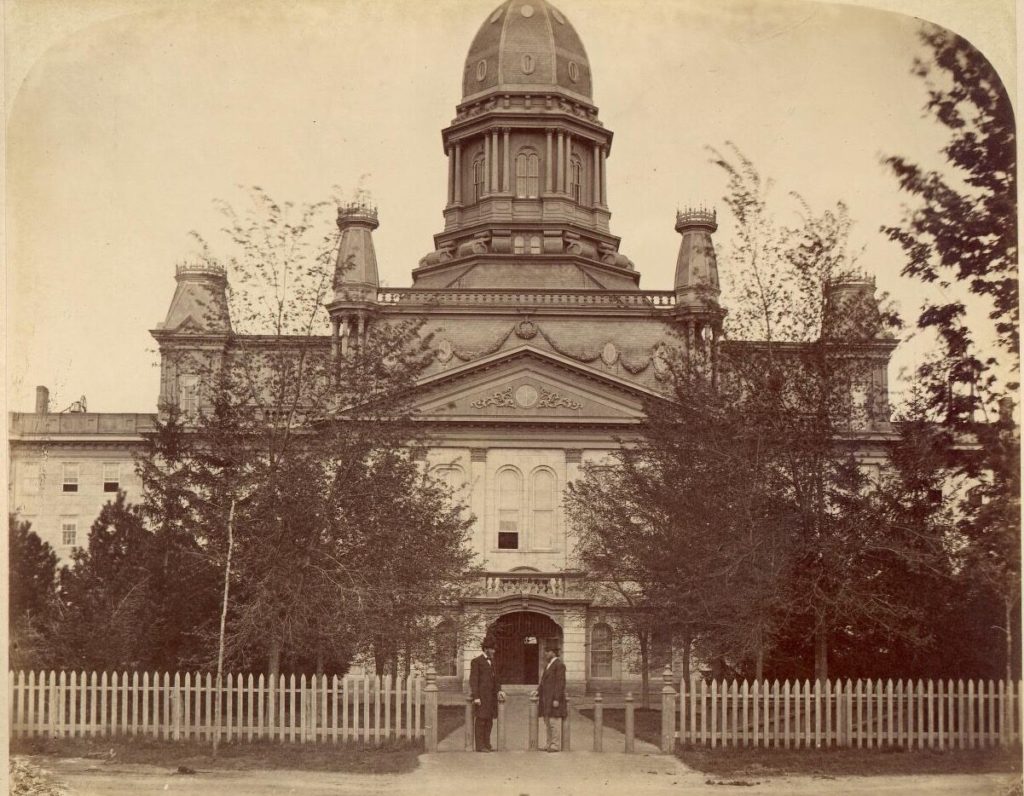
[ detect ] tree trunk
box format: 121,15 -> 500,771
639,632 -> 650,710
814,627 -> 828,684
213,500 -> 235,758
1005,592 -> 1013,685
681,630 -> 692,684
755,642 -> 764,684
268,638 -> 281,681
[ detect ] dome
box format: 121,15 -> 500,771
462,0 -> 592,103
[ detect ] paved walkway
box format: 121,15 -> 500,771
438,691 -> 661,754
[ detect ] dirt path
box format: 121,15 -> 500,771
25,754 -> 1016,796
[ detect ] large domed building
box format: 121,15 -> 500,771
9,0 -> 896,695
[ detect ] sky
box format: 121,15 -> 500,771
4,0 -> 1017,414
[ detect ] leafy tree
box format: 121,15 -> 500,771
51,493 -> 156,670
882,23 -> 1017,420
142,189 -> 476,679
8,515 -> 59,670
569,148 -> 952,683
882,23 -> 1020,681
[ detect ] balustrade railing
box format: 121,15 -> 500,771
376,289 -> 676,309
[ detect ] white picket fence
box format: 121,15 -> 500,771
8,670 -> 426,744
674,678 -> 1022,749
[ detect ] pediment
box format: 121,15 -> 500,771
413,346 -> 656,424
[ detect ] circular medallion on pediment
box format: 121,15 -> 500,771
520,4 -> 535,18
601,341 -> 618,366
515,319 -> 537,339
437,340 -> 454,363
514,384 -> 539,408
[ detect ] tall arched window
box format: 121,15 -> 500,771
515,150 -> 540,198
531,468 -> 556,549
513,235 -> 525,255
569,156 -> 582,202
473,156 -> 485,201
497,468 -> 522,549
529,236 -> 542,254
591,623 -> 613,678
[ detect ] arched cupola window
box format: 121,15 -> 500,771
569,156 -> 583,203
473,155 -> 486,201
513,236 -> 525,255
530,236 -> 542,254
515,150 -> 540,198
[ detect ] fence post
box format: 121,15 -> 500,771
661,665 -> 677,754
497,694 -> 507,751
465,696 -> 475,751
593,692 -> 604,752
528,691 -> 539,751
562,695 -> 571,751
624,692 -> 635,753
424,666 -> 438,753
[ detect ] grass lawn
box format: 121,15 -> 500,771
10,735 -> 421,774
580,708 -> 1022,778
677,743 -> 1023,778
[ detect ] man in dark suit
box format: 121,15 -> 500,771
537,644 -> 566,751
469,635 -> 505,751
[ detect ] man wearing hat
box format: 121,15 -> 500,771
469,634 -> 505,751
537,644 -> 566,751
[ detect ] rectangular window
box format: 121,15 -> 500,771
103,462 -> 120,492
61,519 -> 77,547
498,518 -> 519,549
21,462 -> 41,496
179,375 -> 199,416
62,463 -> 79,493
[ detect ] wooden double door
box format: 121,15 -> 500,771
489,611 -> 562,685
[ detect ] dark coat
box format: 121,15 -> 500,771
469,653 -> 501,719
537,656 -> 567,718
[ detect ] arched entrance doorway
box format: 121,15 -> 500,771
489,611 -> 562,685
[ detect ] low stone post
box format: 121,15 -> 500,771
528,692 -> 539,751
593,692 -> 604,752
424,666 -> 438,752
465,696 -> 475,751
624,692 -> 635,753
661,665 -> 677,754
562,695 -> 572,751
497,697 -> 507,751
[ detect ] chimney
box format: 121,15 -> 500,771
35,385 -> 50,414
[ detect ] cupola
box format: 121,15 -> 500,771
413,0 -> 638,292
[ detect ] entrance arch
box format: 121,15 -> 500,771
489,611 -> 562,685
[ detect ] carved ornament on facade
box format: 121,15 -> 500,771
471,387 -> 516,409
444,321 -> 661,376
537,387 -> 582,410
470,383 -> 582,410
